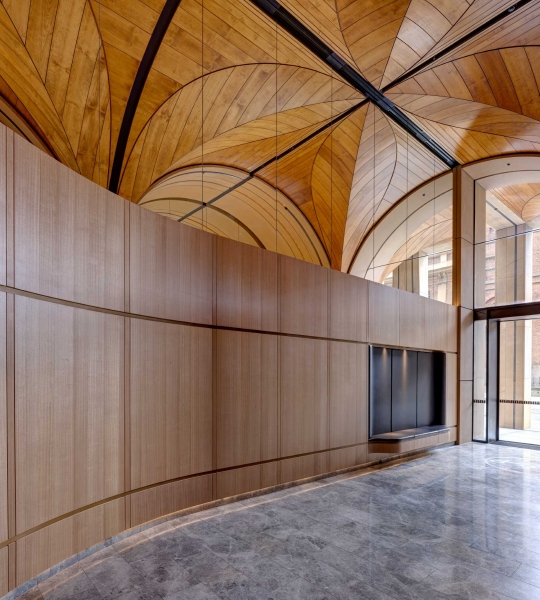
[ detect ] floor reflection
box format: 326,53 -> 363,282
15,443 -> 540,600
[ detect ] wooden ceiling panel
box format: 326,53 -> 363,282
404,113 -> 540,163
338,0 -> 409,88
2,0 -> 32,41
279,0 -> 354,62
123,101 -> 356,200
0,76 -> 53,153
256,128 -> 328,203
118,64 -> 360,201
388,45 -> 540,164
342,104 -> 448,272
257,105 -> 368,269
490,182 -> 540,222
24,0 -> 59,80
422,0 -> 540,68
194,121 -> 330,174
4,0 -> 540,271
86,0 -> 338,174
418,0 -> 518,64
181,0 -> 331,71
61,5 -> 103,153
381,208 -> 453,281
45,1 -> 87,114
380,0 -> 470,88
310,108 -> 367,269
139,165 -> 330,265
0,1 -> 110,180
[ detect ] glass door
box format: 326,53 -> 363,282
498,319 -> 540,445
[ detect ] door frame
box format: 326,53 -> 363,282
475,302 -> 540,443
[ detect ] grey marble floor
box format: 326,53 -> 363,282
17,443 -> 540,600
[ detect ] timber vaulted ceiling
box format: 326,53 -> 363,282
1,0 -> 540,270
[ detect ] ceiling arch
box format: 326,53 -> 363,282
139,164 -> 330,265
349,171 -> 453,279
118,64 -> 362,201
2,0 -> 540,271
0,0 -> 111,183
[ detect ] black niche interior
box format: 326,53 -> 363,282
369,346 -> 446,440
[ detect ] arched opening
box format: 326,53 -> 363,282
138,165 -> 330,267
349,173 -> 453,303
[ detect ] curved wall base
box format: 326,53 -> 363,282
0,441 -> 455,600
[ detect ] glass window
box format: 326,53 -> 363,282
350,172 -> 453,303
475,181 -> 540,308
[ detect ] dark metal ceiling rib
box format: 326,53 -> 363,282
108,0 -> 532,194
382,0 -> 536,92
176,99 -> 366,223
250,0 -> 459,169
108,0 -> 183,194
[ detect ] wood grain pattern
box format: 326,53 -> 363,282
0,293 -> 6,545
119,63 -> 359,201
490,183 -> 540,223
216,463 -> 278,499
329,342 -> 368,447
424,1 -> 540,67
280,337 -> 328,456
15,498 -> 125,586
305,108 -> 366,269
130,203 -> 213,324
130,319 -> 213,489
141,165 -> 329,267
216,331 -> 278,469
380,0 -> 470,88
328,268 -> 368,342
399,290 -> 425,349
216,237 -> 278,332
279,254 -> 328,337
343,105 -> 448,272
388,46 -> 540,164
129,475 -> 212,528
423,297 -> 450,352
0,1 -> 111,185
448,305 -> 459,354
15,296 -> 124,533
14,138 -> 125,310
92,0 -> 333,170
328,446 -> 363,472
280,0 -> 353,63
279,452 -> 328,485
338,0 -> 410,87
368,281 -> 399,346
0,546 -> 6,597
0,126 -> 7,286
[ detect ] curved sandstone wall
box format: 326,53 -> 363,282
0,125 -> 458,594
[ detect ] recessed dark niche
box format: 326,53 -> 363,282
369,346 -> 448,441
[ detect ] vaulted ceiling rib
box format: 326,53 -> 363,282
1,0 -> 540,270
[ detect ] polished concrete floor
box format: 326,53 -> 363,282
16,443 -> 540,600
